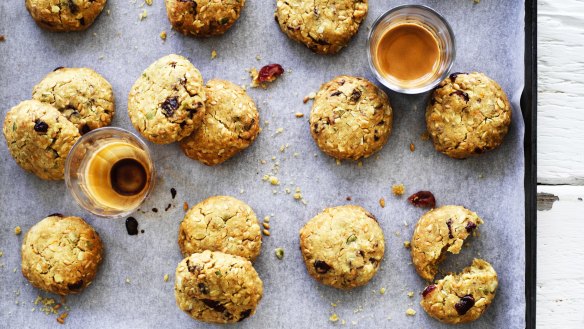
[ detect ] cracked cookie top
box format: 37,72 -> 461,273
128,54 -> 206,144
411,205 -> 483,282
165,0 -> 246,37
32,67 -> 114,135
299,205 -> 385,289
420,259 -> 498,324
426,72 -> 512,159
174,250 -> 263,323
179,79 -> 260,166
275,0 -> 368,54
178,196 -> 262,261
25,0 -> 107,32
3,100 -> 80,180
310,75 -> 392,160
21,214 -> 104,295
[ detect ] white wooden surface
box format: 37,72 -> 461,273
538,1 -> 584,328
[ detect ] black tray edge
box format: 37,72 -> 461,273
522,0 -> 537,328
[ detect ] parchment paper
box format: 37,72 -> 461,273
0,0 -> 525,328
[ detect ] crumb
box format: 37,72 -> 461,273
295,112 -> 304,118
159,31 -> 167,41
329,313 -> 339,322
474,0 -> 481,3
14,226 -> 21,235
211,50 -> 217,59
341,319 -> 346,325
262,229 -> 270,236
403,241 -> 411,249
0,251 -> 3,257
183,202 -> 188,211
56,312 -> 68,324
106,9 -> 111,15
406,308 -> 416,316
275,127 -> 284,134
274,247 -> 284,260
163,274 -> 169,282
250,64 -> 284,88
409,143 -> 415,152
407,291 -> 414,298
264,215 -> 270,223
0,35 -> 5,42
255,54 -> 261,61
392,184 -> 405,196
346,196 -> 352,201
268,176 -> 280,185
380,287 -> 386,294
336,159 -> 341,166
139,9 -> 147,20
262,222 -> 270,229
357,161 -> 363,167
303,92 -> 316,103
125,277 -> 131,284
145,0 -> 153,5
379,198 -> 386,208
420,132 -> 430,141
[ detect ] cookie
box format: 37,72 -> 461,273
426,72 -> 512,159
25,0 -> 107,32
174,250 -> 263,323
165,0 -> 245,37
310,76 -> 393,160
299,205 -> 384,289
3,100 -> 80,180
420,259 -> 498,324
21,214 -> 104,295
32,67 -> 114,135
275,0 -> 368,54
128,54 -> 206,144
411,205 -> 483,282
178,196 -> 262,261
179,79 -> 260,165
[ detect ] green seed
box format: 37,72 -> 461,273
275,248 -> 284,260
346,234 -> 357,243
215,270 -> 221,276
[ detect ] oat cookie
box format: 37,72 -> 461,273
426,72 -> 512,159
421,259 -> 498,324
310,76 -> 393,160
25,0 -> 107,32
411,205 -> 483,282
299,205 -> 385,289
3,100 -> 80,180
21,214 -> 104,295
128,54 -> 206,144
180,79 -> 259,165
165,0 -> 245,37
179,196 -> 262,261
32,67 -> 114,135
174,250 -> 263,323
275,0 -> 368,54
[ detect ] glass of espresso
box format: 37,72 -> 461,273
65,127 -> 155,218
367,5 -> 455,94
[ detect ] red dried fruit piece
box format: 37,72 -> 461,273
407,191 -> 436,209
454,295 -> 475,315
258,64 -> 284,83
465,221 -> 477,232
422,284 -> 436,297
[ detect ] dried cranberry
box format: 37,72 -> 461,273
33,120 -> 49,133
53,66 -> 64,71
446,219 -> 454,238
350,89 -> 362,102
67,280 -> 84,291
68,0 -> 79,14
450,90 -> 470,102
239,309 -> 252,321
80,124 -> 91,134
422,284 -> 436,297
198,282 -> 209,294
202,299 -> 226,312
330,91 -> 342,97
314,260 -> 331,274
161,97 -> 179,117
455,295 -> 475,315
258,64 -> 284,83
407,191 -> 436,209
449,72 -> 466,82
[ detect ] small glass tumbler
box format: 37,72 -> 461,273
65,127 -> 155,218
367,5 -> 456,94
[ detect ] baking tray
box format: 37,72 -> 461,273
522,0 -> 537,328
0,0 -> 532,328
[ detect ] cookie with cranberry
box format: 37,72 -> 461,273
420,259 -> 498,324
165,0 -> 246,37
25,0 -> 107,31
299,205 -> 385,289
426,72 -> 512,159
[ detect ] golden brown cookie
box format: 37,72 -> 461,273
426,72 -> 512,159
32,67 -> 115,135
310,75 -> 393,160
411,205 -> 483,282
420,259 -> 498,324
128,54 -> 206,144
2,100 -> 80,180
174,250 -> 263,323
299,205 -> 385,289
21,214 -> 104,295
178,196 -> 262,261
275,0 -> 368,54
165,0 -> 246,37
25,0 -> 107,32
179,79 -> 260,165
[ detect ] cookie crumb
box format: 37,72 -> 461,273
268,176 -> 280,185
379,198 -> 386,208
380,287 -> 386,294
145,0 -> 153,5
159,31 -> 167,41
392,184 -> 405,196
420,132 -> 430,141
303,92 -> 316,103
407,291 -> 414,298
274,247 -> 284,260
139,9 -> 148,20
262,229 -> 270,236
255,54 -> 261,61
211,50 -> 217,59
262,222 -> 270,229
0,35 -> 5,42
14,226 -> 22,235
264,215 -> 270,223
357,161 -> 363,167
183,202 -> 188,212
409,143 -> 415,152
125,277 -> 131,284
336,159 -> 341,166
403,241 -> 411,249
275,127 -> 284,134
295,112 -> 304,118
329,313 -> 339,322
405,308 -> 416,316
56,312 -> 68,324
